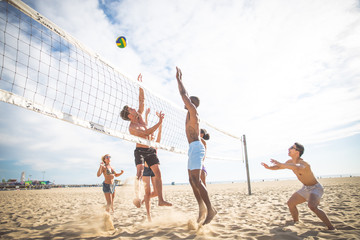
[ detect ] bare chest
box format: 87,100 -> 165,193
130,122 -> 147,130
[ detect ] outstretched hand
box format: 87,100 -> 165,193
146,108 -> 150,116
270,159 -> 280,166
157,111 -> 165,122
137,73 -> 143,82
261,162 -> 270,169
176,67 -> 182,82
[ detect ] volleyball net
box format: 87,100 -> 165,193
0,0 -> 246,163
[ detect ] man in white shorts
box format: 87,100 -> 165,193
297,183 -> 324,202
261,142 -> 335,230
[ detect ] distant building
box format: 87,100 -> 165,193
21,172 -> 25,183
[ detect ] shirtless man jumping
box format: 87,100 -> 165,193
261,142 -> 335,230
176,67 -> 217,225
120,73 -> 171,208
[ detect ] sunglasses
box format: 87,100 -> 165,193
289,146 -> 298,151
105,156 -> 111,159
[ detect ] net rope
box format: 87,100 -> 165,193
0,0 -> 243,160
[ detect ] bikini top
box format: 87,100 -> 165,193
105,166 -> 114,175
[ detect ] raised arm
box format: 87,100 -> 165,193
145,108 -> 150,126
155,111 -> 162,143
176,67 -> 197,115
137,73 -> 145,114
129,111 -> 164,138
147,111 -> 164,136
114,169 -> 124,177
97,163 -> 104,177
261,162 -> 281,170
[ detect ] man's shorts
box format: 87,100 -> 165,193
103,182 -> 116,194
296,182 -> 324,202
134,147 -> 159,167
143,166 -> 155,177
188,140 -> 205,170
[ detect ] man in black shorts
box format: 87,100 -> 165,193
120,73 -> 171,207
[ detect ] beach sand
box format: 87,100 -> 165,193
0,177 -> 359,239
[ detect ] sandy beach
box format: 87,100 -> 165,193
0,177 -> 359,239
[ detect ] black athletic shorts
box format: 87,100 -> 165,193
134,147 -> 159,167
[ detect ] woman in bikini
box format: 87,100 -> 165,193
200,128 -> 210,186
97,154 -> 124,212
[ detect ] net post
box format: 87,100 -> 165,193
243,134 -> 251,195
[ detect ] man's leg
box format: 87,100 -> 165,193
150,177 -> 157,198
189,169 -> 217,224
188,169 -> 207,223
287,192 -> 306,222
150,164 -> 172,206
308,194 -> 335,230
133,164 -> 144,208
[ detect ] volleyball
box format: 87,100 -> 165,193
116,36 -> 127,48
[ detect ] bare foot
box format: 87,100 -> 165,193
328,226 -> 336,230
203,207 -> 217,225
133,198 -> 141,208
158,200 -> 172,206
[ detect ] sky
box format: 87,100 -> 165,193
0,0 -> 360,185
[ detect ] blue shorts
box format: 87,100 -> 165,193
188,140 -> 205,170
143,166 -> 155,177
103,182 -> 116,194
